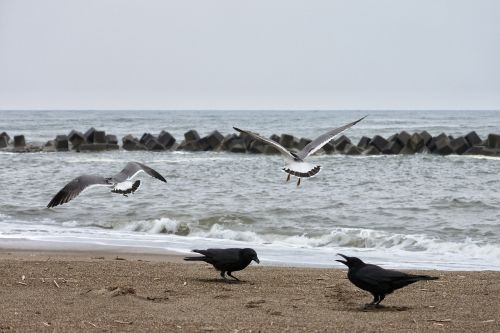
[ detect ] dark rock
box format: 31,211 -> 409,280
345,144 -> 362,155
357,136 -> 371,149
408,133 -> 424,152
428,133 -> 448,152
205,130 -> 225,150
219,134 -> 238,151
363,146 -> 381,155
0,136 -> 7,148
158,131 -> 176,149
399,146 -> 416,154
382,141 -> 403,154
84,127 -> 97,143
227,139 -> 247,153
78,143 -> 109,151
184,130 -> 200,143
0,132 -> 10,143
145,138 -> 165,151
334,135 -> 351,151
270,134 -> 281,144
280,134 -> 298,149
68,130 -> 85,148
55,135 -> 69,151
197,137 -> 211,151
465,131 -> 482,146
122,134 -> 146,151
140,133 -> 155,145
297,138 -> 312,150
387,133 -> 398,142
396,131 -> 411,146
487,134 -> 500,149
248,140 -> 266,154
322,142 -> 336,154
264,145 -> 280,155
450,137 -> 470,155
369,135 -> 388,152
14,135 -> 25,147
420,131 -> 433,146
178,140 -> 201,151
464,146 -> 500,157
106,134 -> 118,145
94,131 -> 106,144
433,135 -> 454,155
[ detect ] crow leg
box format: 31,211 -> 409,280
365,295 -> 378,307
227,272 -> 240,281
220,271 -> 233,283
297,178 -> 301,186
375,294 -> 385,307
286,174 -> 291,182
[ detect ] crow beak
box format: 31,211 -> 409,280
336,253 -> 349,265
254,257 -> 260,264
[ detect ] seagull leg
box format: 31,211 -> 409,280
286,174 -> 291,182
297,178 -> 301,186
227,272 -> 240,282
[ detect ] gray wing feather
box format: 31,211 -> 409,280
47,175 -> 110,208
233,127 -> 294,159
296,116 -> 366,160
112,162 -> 167,183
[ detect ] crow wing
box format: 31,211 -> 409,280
193,248 -> 241,266
354,264 -> 422,294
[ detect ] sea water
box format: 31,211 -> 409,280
0,110 -> 499,270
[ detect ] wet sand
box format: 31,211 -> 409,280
0,250 -> 498,332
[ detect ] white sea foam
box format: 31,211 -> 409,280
191,224 -> 264,242
186,224 -> 500,263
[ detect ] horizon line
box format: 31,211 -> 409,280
1,108 -> 499,112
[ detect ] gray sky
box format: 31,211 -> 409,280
0,0 -> 499,110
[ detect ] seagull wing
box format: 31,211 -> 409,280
233,127 -> 294,159
47,175 -> 111,208
296,116 -> 366,160
112,162 -> 167,183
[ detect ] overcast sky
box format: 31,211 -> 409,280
0,0 -> 499,110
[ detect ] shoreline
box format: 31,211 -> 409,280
1,237 -> 499,271
0,249 -> 499,332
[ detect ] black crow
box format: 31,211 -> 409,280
184,248 -> 260,282
336,254 -> 439,307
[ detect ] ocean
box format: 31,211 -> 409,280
1,110 -> 499,270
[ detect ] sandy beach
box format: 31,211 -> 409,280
0,250 -> 498,332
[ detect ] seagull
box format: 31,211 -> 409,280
233,116 -> 366,186
47,161 -> 167,208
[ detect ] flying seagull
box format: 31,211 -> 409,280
336,254 -> 439,307
233,116 -> 366,185
47,162 -> 166,208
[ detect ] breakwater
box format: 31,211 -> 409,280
1,128 -> 500,157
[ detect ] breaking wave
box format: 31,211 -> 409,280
187,224 -> 500,260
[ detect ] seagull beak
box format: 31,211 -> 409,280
254,257 -> 260,264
